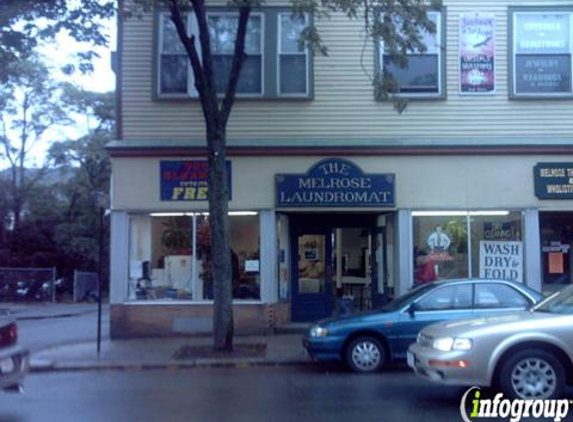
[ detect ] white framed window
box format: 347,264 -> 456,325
512,10 -> 573,97
278,13 -> 309,96
208,12 -> 264,96
379,11 -> 443,97
158,14 -> 190,96
158,11 -> 264,97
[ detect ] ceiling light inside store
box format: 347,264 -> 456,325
412,210 -> 510,217
469,211 -> 510,216
412,211 -> 468,217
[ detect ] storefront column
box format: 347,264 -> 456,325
396,209 -> 413,297
524,208 -> 542,292
260,210 -> 278,303
110,211 -> 129,304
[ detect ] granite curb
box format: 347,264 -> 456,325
29,358 -> 314,373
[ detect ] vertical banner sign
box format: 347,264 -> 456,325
160,161 -> 232,201
460,12 -> 495,94
479,241 -> 523,283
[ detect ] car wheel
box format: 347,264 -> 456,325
345,336 -> 386,373
498,349 -> 565,400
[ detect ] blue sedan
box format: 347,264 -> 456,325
302,279 -> 543,373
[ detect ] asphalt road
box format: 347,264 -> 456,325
0,366 -> 470,422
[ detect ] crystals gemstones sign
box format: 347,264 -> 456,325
459,12 -> 495,94
276,158 -> 395,207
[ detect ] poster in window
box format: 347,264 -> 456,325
479,241 -> 523,283
459,12 -> 495,94
548,253 -> 564,274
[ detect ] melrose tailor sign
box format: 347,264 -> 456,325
276,158 -> 395,207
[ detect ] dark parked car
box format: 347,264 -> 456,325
303,279 -> 543,373
0,310 -> 29,392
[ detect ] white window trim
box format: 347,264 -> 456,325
379,10 -> 442,98
277,12 -> 310,97
157,13 -> 192,98
512,11 -> 573,98
158,11 -> 265,98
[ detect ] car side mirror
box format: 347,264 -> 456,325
407,302 -> 418,316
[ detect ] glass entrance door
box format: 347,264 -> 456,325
291,232 -> 333,322
370,226 -> 389,308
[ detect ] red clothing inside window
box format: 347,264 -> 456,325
416,261 -> 437,284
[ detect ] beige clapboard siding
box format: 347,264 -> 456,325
121,0 -> 573,141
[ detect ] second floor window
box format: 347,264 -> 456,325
512,10 -> 573,97
378,11 -> 444,97
157,10 -> 312,99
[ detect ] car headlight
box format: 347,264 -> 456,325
309,326 -> 329,338
432,337 -> 472,352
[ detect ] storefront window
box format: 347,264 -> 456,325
470,212 -> 523,280
540,212 -> 573,293
413,211 -> 524,286
199,214 -> 261,300
128,212 -> 260,301
413,213 -> 468,285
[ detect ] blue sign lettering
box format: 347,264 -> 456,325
276,158 -> 395,207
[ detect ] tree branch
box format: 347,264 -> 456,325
166,0 -> 217,127
219,5 -> 251,128
189,0 -> 219,129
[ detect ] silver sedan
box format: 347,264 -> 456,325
408,285 -> 573,400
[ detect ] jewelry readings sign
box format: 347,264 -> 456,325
460,12 -> 495,94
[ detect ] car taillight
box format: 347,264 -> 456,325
0,322 -> 17,347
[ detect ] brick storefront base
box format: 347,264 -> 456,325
110,302 -> 292,339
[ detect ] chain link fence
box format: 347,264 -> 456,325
0,267 -> 57,302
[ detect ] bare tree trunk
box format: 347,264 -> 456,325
208,128 -> 233,351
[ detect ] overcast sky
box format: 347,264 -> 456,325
41,17 -> 117,93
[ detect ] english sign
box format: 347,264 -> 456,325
160,160 -> 232,201
276,158 -> 395,207
534,162 -> 573,199
479,241 -> 523,283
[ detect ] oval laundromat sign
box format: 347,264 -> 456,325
276,158 -> 395,207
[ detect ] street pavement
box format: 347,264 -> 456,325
0,366 -> 468,422
5,303 -> 313,373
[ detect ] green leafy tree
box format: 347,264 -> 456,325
0,56 -> 67,234
0,0 -> 114,82
48,88 -> 114,281
130,0 -> 439,351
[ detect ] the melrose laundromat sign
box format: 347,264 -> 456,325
276,159 -> 395,207
534,162 -> 573,199
160,160 -> 232,201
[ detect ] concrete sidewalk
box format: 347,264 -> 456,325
30,333 -> 312,372
3,303 -> 102,320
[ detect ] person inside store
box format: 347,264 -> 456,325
414,250 -> 437,286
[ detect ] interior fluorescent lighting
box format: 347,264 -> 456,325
412,210 -> 510,217
412,211 -> 468,217
150,212 -> 186,217
229,211 -> 258,216
469,211 -> 510,216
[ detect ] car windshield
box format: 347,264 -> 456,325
380,284 -> 435,311
534,285 -> 573,315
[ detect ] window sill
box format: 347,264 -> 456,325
154,94 -> 314,102
123,299 -> 264,305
